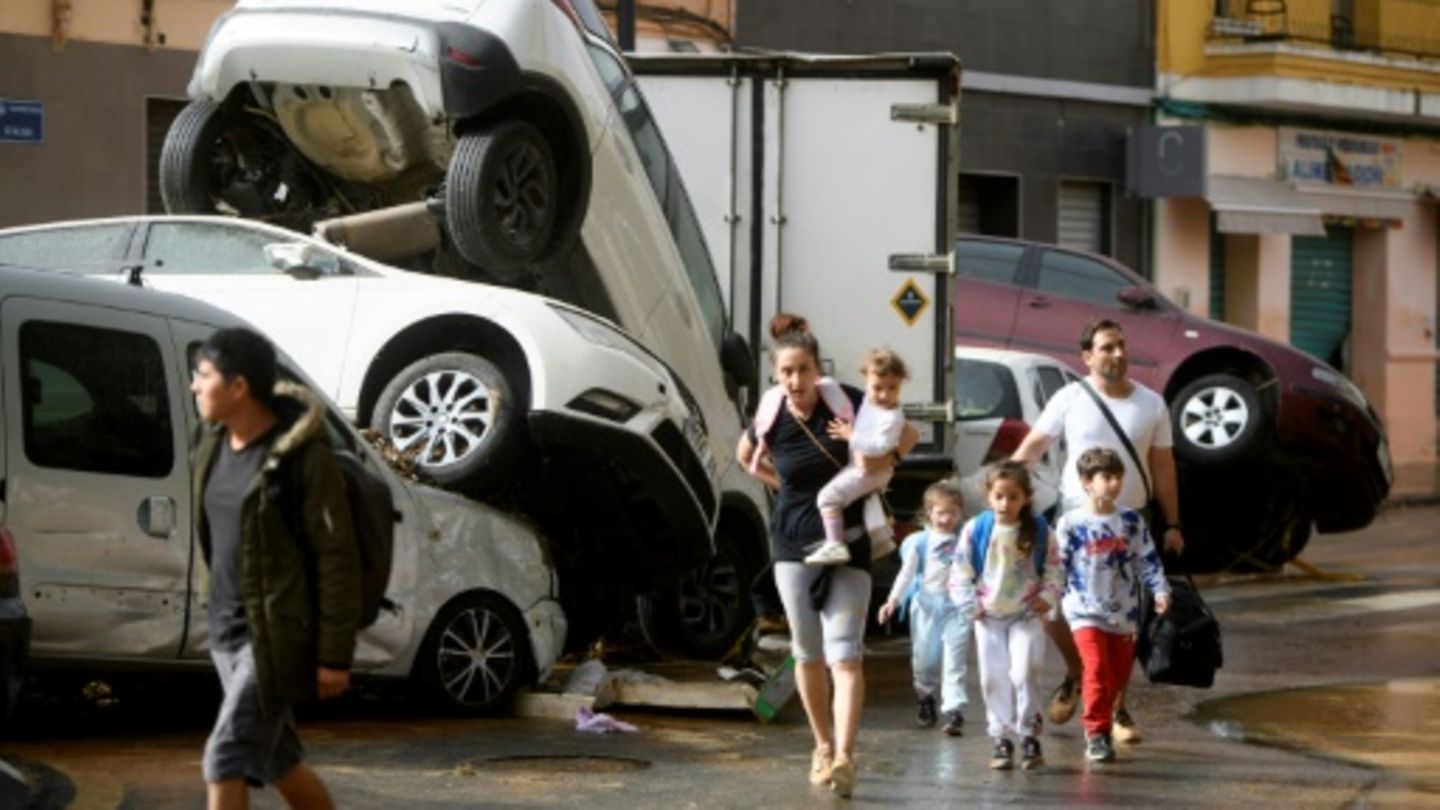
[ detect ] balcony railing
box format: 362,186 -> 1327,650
1211,0 -> 1440,60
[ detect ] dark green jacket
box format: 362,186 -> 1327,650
194,382 -> 360,717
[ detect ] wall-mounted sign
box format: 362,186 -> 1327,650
0,99 -> 43,145
1126,125 -> 1207,198
1278,127 -> 1401,190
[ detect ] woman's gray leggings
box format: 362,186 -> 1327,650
774,562 -> 872,664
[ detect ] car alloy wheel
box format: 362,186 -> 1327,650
388,368 -> 497,467
445,120 -> 561,284
419,593 -> 530,714
1172,373 -> 1266,466
1180,386 -> 1250,450
372,351 -> 523,494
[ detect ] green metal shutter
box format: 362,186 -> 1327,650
1290,226 -> 1353,367
1209,216 -> 1226,321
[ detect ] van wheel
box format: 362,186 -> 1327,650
159,99 -> 322,222
1172,373 -> 1266,465
445,120 -> 560,284
371,352 -> 523,495
639,530 -> 755,660
416,592 -> 532,715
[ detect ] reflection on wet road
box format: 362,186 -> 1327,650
1196,678 -> 1440,796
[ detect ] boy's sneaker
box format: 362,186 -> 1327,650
1086,734 -> 1116,763
1020,736 -> 1044,770
942,710 -> 964,737
916,695 -> 937,727
804,542 -> 851,566
1113,708 -> 1142,744
989,738 -> 1015,770
1046,675 -> 1080,724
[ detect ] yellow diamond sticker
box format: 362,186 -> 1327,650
891,279 -> 930,327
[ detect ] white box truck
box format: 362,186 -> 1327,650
631,52 -> 962,503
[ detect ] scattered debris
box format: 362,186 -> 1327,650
575,705 -> 638,734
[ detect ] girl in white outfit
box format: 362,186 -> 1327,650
950,461 -> 1064,771
806,349 -> 909,566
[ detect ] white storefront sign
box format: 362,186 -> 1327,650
1278,127 -> 1402,190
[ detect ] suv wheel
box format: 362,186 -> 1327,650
415,592 -> 531,715
1172,373 -> 1266,465
445,120 -> 560,284
639,530 -> 755,660
159,100 -> 323,224
371,352 -> 523,495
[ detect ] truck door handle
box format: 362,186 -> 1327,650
138,496 -> 176,539
1026,297 -> 1050,309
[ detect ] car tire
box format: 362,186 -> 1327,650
159,99 -> 321,222
415,592 -> 532,715
1172,373 -> 1267,465
639,529 -> 756,660
371,352 -> 523,495
445,120 -> 560,284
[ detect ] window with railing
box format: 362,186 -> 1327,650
1210,0 -> 1440,60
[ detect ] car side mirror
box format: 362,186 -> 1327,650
721,330 -> 757,392
265,242 -> 325,279
1117,285 -> 1158,309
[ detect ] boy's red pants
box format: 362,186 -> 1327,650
1073,627 -> 1136,737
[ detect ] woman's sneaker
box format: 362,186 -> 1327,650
1046,675 -> 1080,724
1020,736 -> 1044,769
804,542 -> 851,566
989,738 -> 1015,770
1086,734 -> 1116,763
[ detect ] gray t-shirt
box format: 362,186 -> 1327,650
205,429 -> 274,652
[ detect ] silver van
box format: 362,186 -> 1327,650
0,265 -> 564,714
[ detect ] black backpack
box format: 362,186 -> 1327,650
274,448 -> 397,629
1140,576 -> 1223,688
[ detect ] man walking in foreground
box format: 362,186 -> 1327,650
191,327 -> 360,810
1010,318 -> 1184,744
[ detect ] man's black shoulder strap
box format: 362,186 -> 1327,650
1077,379 -> 1152,501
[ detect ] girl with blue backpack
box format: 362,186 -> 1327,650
950,461 -> 1063,771
876,480 -> 971,736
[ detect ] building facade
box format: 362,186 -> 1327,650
0,2 -> 231,227
732,0 -> 1155,274
1151,0 -> 1440,464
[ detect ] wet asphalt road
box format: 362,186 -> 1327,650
3,506 -> 1440,808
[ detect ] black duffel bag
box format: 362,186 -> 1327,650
1139,576 -> 1223,688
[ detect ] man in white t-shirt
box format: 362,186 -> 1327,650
1010,319 -> 1184,744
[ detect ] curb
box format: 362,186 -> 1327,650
1383,493 -> 1440,510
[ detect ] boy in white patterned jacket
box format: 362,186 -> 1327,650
1055,447 -> 1171,764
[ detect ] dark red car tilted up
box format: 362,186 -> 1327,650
953,236 -> 1392,571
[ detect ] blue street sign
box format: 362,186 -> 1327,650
0,99 -> 44,145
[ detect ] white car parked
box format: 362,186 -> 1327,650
953,347 -> 1080,521
0,214 -> 754,657
0,264 -> 563,714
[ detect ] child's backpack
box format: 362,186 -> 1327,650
1141,576 -> 1223,688
968,510 -> 1049,578
275,448 -> 398,629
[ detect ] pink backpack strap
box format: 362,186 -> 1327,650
815,377 -> 855,423
747,380 -> 855,473
748,385 -> 788,473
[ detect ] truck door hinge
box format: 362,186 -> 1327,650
903,400 -> 954,423
891,103 -> 958,126
889,253 -> 954,275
